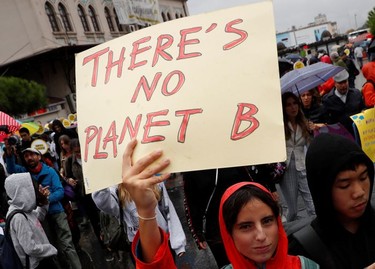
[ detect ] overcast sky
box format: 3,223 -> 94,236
187,0 -> 374,34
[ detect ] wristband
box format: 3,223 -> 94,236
138,214 -> 157,221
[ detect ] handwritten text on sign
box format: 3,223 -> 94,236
76,1 -> 285,193
81,20 -> 259,160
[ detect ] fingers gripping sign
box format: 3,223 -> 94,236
121,139 -> 171,214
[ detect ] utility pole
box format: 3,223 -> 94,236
354,14 -> 358,29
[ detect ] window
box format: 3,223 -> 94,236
128,25 -> 137,33
58,3 -> 73,32
45,2 -> 59,32
78,5 -> 90,32
88,6 -> 100,32
161,12 -> 167,22
167,13 -> 172,21
104,7 -> 115,32
113,8 -> 124,32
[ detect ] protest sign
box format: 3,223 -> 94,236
351,108 -> 375,161
76,0 -> 285,193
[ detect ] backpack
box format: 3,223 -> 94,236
99,190 -> 130,252
0,210 -> 30,269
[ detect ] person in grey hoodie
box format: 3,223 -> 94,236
4,172 -> 57,269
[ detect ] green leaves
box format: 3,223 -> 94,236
0,76 -> 47,116
368,7 -> 375,35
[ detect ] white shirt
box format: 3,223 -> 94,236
354,46 -> 363,58
334,88 -> 348,103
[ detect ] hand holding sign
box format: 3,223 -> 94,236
121,139 -> 170,216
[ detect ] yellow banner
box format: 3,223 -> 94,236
351,108 -> 375,161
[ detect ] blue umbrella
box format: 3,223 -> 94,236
280,62 -> 345,95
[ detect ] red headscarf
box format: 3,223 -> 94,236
219,182 -> 301,269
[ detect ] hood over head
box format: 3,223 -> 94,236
219,182 -> 300,269
306,133 -> 374,227
5,173 -> 37,213
362,62 -> 375,82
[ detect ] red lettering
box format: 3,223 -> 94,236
231,103 -> 259,140
102,121 -> 119,158
105,48 -> 126,84
94,127 -> 108,159
84,126 -> 98,162
223,19 -> 248,50
205,23 -> 217,33
152,34 -> 174,67
177,27 -> 202,60
131,72 -> 163,103
142,110 -> 170,143
82,47 -> 110,87
129,36 -> 152,70
119,115 -> 142,144
161,70 -> 185,96
175,109 -> 203,143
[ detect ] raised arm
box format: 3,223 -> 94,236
121,139 -> 171,263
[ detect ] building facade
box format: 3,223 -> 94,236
276,14 -> 338,48
0,0 -> 188,124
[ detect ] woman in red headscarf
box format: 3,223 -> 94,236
219,182 -> 318,269
121,140 -> 319,269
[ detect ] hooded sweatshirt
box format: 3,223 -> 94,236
5,173 -> 57,269
296,133 -> 375,268
361,61 -> 375,107
5,155 -> 65,215
219,182 -> 314,269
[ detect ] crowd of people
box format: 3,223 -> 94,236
0,42 -> 375,269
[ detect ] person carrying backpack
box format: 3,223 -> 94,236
92,181 -> 186,262
288,133 -> 375,269
3,172 -> 57,269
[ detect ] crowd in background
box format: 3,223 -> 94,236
0,39 -> 375,269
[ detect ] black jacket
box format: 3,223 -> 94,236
289,133 -> 375,269
322,88 -> 364,135
302,103 -> 327,124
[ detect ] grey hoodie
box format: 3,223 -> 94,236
5,173 -> 57,269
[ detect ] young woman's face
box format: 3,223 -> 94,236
300,91 -> 313,108
60,140 -> 70,151
231,198 -> 279,264
284,97 -> 299,119
332,164 -> 370,224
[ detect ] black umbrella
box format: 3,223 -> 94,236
278,58 -> 293,77
285,54 -> 303,63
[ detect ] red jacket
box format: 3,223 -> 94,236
362,62 -> 375,107
318,77 -> 335,96
132,228 -> 176,269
